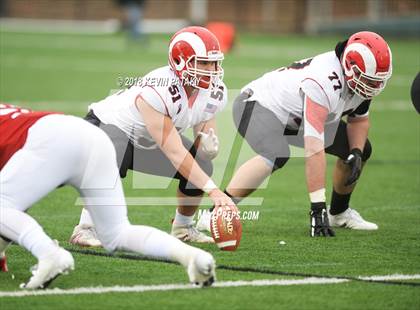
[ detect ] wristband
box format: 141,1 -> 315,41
309,188 -> 326,203
203,179 -> 217,194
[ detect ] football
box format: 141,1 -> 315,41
210,205 -> 242,251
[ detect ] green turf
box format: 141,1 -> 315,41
0,31 -> 419,309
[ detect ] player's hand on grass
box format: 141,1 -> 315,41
310,202 -> 335,237
208,189 -> 236,208
344,148 -> 363,186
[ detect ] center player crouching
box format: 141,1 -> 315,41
197,31 -> 392,236
69,26 -> 236,247
0,105 -> 216,289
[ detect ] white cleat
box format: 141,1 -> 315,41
187,250 -> 216,287
328,208 -> 378,230
171,223 -> 214,243
196,209 -> 212,232
21,246 -> 74,289
69,224 -> 102,247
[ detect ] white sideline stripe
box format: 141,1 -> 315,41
1,274 -> 420,298
358,274 -> 420,281
0,278 -> 348,298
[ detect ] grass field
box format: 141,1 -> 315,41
0,30 -> 419,309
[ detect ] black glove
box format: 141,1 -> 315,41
344,148 -> 363,186
310,202 -> 335,237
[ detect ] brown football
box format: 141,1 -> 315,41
210,205 -> 242,251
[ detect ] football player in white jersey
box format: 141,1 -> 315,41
0,105 -> 216,289
197,31 -> 392,236
70,26 -> 234,246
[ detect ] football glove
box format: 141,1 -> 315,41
344,148 -> 363,186
197,128 -> 219,160
310,202 -> 335,237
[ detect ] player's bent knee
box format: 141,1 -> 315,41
96,223 -> 131,252
197,158 -> 213,177
272,156 -> 290,172
177,157 -> 213,196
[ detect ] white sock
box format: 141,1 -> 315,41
0,207 -> 57,259
116,225 -> 197,267
173,209 -> 194,226
78,208 -> 94,227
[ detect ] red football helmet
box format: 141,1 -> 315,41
168,26 -> 224,90
341,31 -> 392,99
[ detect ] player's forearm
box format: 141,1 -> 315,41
304,136 -> 326,193
347,117 -> 369,151
165,147 -> 213,191
305,151 -> 326,193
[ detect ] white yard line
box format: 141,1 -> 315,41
0,278 -> 348,298
358,274 -> 420,281
1,274 -> 419,298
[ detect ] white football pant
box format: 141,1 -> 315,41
0,114 -> 195,266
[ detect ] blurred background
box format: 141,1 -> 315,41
0,0 -> 418,124
0,0 -> 419,37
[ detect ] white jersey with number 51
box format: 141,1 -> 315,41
89,66 -> 228,149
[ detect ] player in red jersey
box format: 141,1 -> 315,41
0,104 -> 216,289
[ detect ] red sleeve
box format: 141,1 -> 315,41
305,96 -> 328,134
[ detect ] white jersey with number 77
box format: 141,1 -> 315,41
242,51 -> 370,132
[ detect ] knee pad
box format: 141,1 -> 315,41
362,140 -> 372,162
272,156 -> 290,172
263,145 -> 290,172
178,159 -> 213,197
197,158 -> 213,177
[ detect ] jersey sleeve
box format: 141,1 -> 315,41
216,83 -> 228,113
139,85 -> 172,117
348,100 -> 371,118
302,93 -> 330,142
300,54 -> 344,113
300,78 -> 331,110
201,83 -> 228,122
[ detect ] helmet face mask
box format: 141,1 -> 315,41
341,31 -> 392,100
169,26 -> 224,90
347,65 -> 391,99
184,55 -> 224,89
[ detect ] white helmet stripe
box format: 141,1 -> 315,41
344,42 -> 377,75
169,32 -> 207,56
